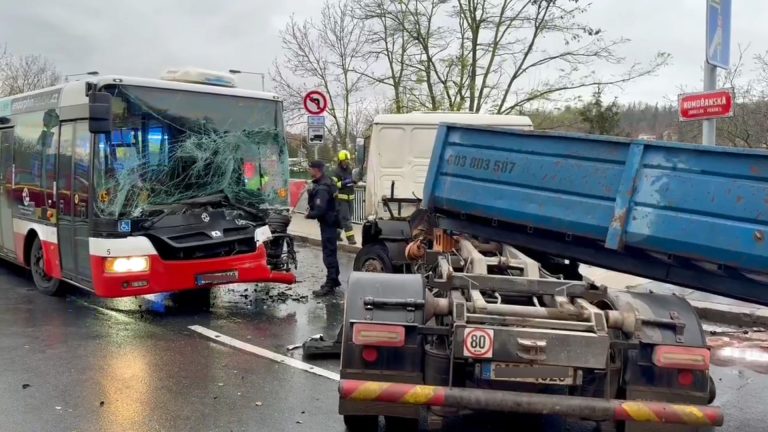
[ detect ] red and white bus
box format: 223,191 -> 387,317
0,68 -> 296,298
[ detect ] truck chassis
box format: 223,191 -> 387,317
338,232 -> 721,431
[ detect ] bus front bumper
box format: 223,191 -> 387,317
90,245 -> 295,298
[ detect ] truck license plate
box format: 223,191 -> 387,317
196,271 -> 239,286
481,362 -> 578,385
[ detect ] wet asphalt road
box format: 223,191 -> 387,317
0,243 -> 766,432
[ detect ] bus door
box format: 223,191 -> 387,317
56,123 -> 76,276
56,121 -> 92,282
0,128 -> 14,255
72,122 -> 91,280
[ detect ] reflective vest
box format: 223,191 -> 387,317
333,165 -> 355,201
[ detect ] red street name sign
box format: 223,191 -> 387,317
678,89 -> 734,122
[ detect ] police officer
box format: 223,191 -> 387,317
305,160 -> 341,297
332,150 -> 357,245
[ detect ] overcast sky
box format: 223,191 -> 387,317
1,0 -> 765,105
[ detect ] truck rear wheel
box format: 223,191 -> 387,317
30,237 -> 63,296
353,243 -> 393,273
708,375 -> 716,404
343,414 -> 379,432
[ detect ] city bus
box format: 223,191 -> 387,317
0,68 -> 295,298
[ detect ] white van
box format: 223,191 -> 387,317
364,112 -> 533,217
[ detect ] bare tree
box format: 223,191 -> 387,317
271,0 -> 372,155
275,0 -> 673,141
456,0 -> 670,114
0,51 -> 61,97
354,0 -> 459,112
354,0 -> 417,113
356,0 -> 670,114
716,46 -> 768,149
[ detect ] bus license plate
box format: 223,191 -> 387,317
481,362 -> 578,385
196,271 -> 239,286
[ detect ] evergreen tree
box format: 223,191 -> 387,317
578,88 -> 621,135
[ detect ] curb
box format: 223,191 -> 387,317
689,300 -> 768,328
290,233 -> 362,254
581,267 -> 768,327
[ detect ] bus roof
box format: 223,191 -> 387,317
91,75 -> 281,100
0,74 -> 281,108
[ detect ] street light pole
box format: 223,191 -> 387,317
228,69 -> 266,91
64,71 -> 99,83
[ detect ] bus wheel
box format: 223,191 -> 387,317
30,237 -> 63,296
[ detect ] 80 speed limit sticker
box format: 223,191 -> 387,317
463,327 -> 494,358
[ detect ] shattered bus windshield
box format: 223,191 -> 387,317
93,84 -> 288,219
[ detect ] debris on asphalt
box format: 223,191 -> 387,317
288,333 -> 324,351
222,285 -> 310,306
22,384 -> 30,389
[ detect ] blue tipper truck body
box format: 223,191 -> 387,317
424,124 -> 768,306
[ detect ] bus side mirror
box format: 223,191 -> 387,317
89,92 -> 113,134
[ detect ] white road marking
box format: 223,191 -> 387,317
188,325 -> 340,382
71,298 -> 134,322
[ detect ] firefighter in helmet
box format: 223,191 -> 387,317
332,150 -> 357,245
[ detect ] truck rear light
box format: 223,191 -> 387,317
361,347 -> 379,363
677,370 -> 695,387
352,324 -> 405,347
653,346 -> 710,370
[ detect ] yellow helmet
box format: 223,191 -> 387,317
338,150 -> 351,162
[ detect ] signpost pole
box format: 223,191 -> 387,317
702,0 -> 731,146
702,63 -> 718,146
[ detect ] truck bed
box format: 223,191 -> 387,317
423,124 -> 768,306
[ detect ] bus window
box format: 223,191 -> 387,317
14,111 -> 58,210
73,122 -> 90,217
93,85 -> 289,219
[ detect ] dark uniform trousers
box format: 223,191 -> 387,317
307,174 -> 341,288
337,200 -> 354,240
320,223 -> 340,287
333,165 -> 356,242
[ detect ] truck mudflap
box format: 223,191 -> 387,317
339,380 -> 724,427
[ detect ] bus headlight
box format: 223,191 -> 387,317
104,256 -> 150,273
